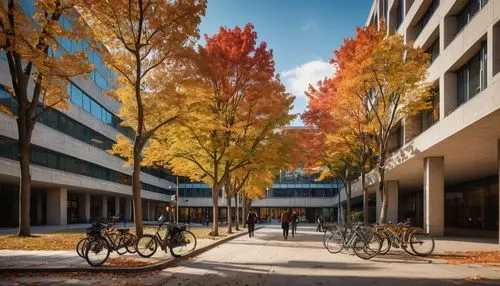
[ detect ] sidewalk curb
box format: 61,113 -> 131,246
0,227 -> 258,274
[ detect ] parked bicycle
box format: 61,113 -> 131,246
325,222 -> 382,260
82,220 -> 137,266
373,219 -> 435,257
136,215 -> 197,258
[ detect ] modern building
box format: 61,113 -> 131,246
177,169 -> 342,224
339,0 -> 500,239
0,0 -> 175,227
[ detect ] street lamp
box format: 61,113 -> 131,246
176,176 -> 179,224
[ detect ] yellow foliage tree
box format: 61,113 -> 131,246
0,0 -> 93,236
336,25 -> 431,224
78,0 -> 206,236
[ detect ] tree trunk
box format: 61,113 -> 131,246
211,190 -> 219,236
241,195 -> 246,228
362,169 -> 368,226
226,189 -> 232,234
346,181 -> 352,224
17,120 -> 33,236
235,192 -> 239,231
377,151 -> 388,224
132,147 -> 143,237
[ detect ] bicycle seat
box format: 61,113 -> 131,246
116,228 -> 129,233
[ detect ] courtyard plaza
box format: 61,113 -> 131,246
1,225 -> 500,285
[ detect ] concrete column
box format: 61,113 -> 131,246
46,188 -> 67,225
115,196 -> 120,218
424,157 -> 445,236
385,181 -> 399,223
125,198 -> 132,222
102,196 -> 107,220
78,193 -> 90,223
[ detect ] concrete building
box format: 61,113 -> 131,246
340,0 -> 500,239
0,0 -> 175,227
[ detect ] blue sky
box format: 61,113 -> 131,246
198,0 -> 373,126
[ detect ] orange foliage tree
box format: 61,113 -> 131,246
304,25 -> 431,224
145,24 -> 295,236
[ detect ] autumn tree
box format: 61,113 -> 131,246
0,0 -> 93,236
336,25 -> 431,223
78,0 -> 206,236
144,24 -> 295,236
304,72 -> 374,225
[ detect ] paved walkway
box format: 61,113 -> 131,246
1,226 -> 500,285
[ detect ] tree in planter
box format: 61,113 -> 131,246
79,0 -> 206,236
336,25 -> 432,223
144,24 -> 294,236
0,0 -> 93,236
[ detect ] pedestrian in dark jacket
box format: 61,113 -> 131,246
280,210 -> 290,240
246,209 -> 258,237
291,210 -> 298,237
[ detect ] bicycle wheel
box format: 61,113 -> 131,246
401,232 -> 416,256
325,231 -> 344,254
170,230 -> 197,258
136,234 -> 158,258
410,231 -> 435,257
364,232 -> 382,257
85,238 -> 110,267
352,235 -> 379,260
125,233 -> 137,254
378,231 -> 391,255
76,237 -> 89,258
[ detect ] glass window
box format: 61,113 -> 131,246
0,89 -> 11,110
468,53 -> 481,98
396,0 -> 404,28
94,71 -> 108,89
70,85 -> 83,107
47,153 -> 57,169
32,149 -> 48,166
457,68 -> 468,106
90,100 -> 102,119
1,51 -> 7,61
82,94 -> 91,112
0,138 -> 14,159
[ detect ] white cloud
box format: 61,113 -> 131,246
299,21 -> 316,32
281,59 -> 334,126
281,59 -> 332,98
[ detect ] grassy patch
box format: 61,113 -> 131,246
0,226 -> 238,250
0,233 -> 84,250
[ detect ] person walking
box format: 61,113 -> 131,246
246,209 -> 258,237
280,209 -> 290,240
291,210 -> 298,237
316,215 -> 323,232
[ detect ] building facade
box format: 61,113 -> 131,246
0,0 -> 175,227
340,0 -> 500,239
